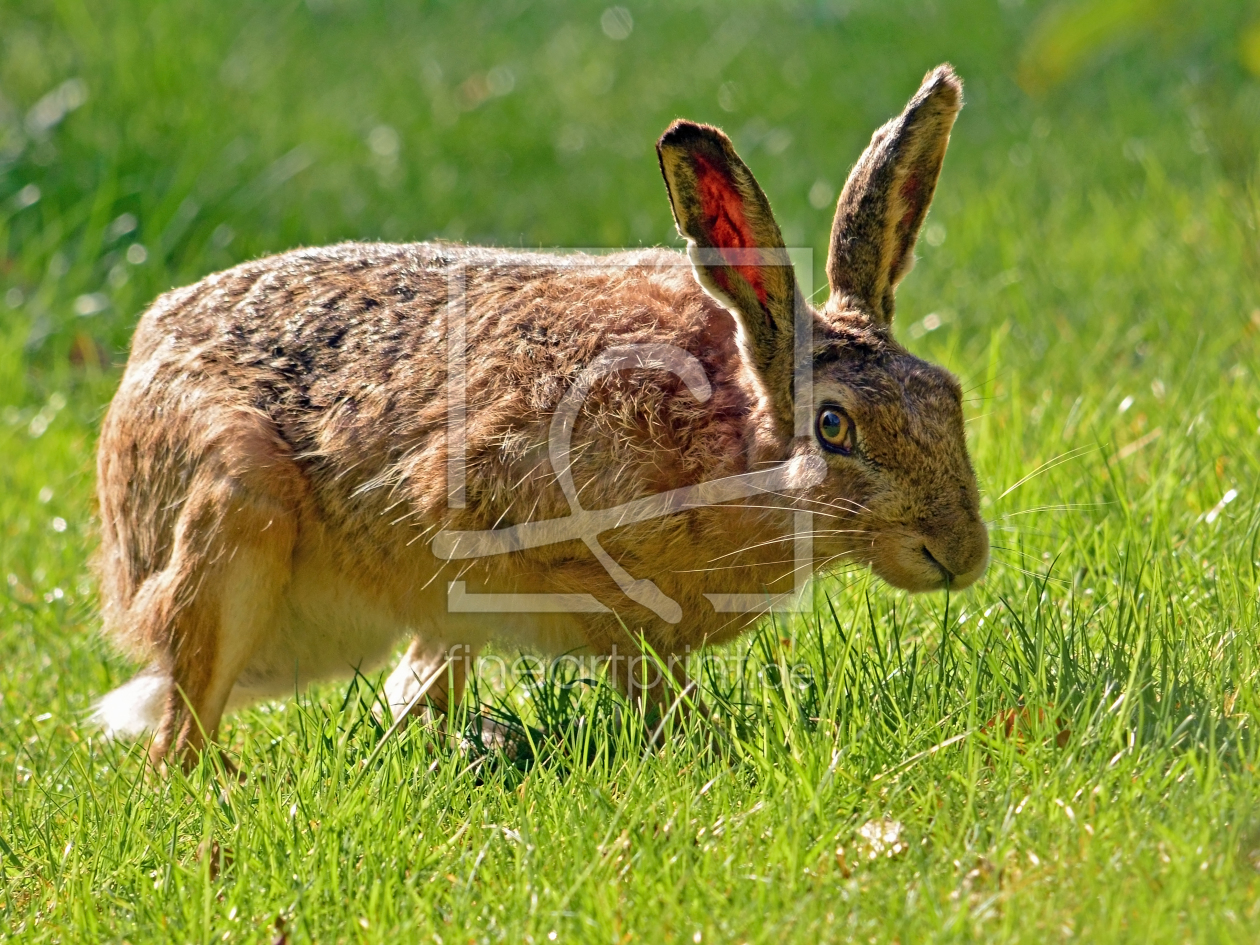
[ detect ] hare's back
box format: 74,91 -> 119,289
130,240 -> 732,433
132,241 -> 719,407
119,241 -> 747,514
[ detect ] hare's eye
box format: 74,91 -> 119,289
816,407 -> 855,455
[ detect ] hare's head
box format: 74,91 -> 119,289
658,64 -> 987,592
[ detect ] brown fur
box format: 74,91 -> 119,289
93,64 -> 987,762
828,64 -> 962,325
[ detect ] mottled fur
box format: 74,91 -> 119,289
93,65 -> 987,763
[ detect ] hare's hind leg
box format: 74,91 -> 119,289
143,468 -> 300,767
97,392 -> 305,768
162,511 -> 297,771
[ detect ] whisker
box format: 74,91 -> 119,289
991,563 -> 1071,586
676,552 -> 866,576
755,489 -> 875,516
720,502 -> 845,521
994,502 -> 1109,519
988,543 -> 1056,556
996,446 -> 1100,500
703,529 -> 880,563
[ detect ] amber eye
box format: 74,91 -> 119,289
816,406 -> 856,454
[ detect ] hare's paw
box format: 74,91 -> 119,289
381,639 -> 478,723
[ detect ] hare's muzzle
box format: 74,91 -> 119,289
920,518 -> 990,591
874,519 -> 989,593
922,523 -> 989,590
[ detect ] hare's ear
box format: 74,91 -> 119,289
826,64 -> 962,327
658,121 -> 798,425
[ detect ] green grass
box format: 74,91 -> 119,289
3,0 -> 1260,941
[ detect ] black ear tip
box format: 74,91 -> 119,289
921,63 -> 964,104
657,119 -> 729,154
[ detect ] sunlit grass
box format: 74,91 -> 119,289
2,0 -> 1259,941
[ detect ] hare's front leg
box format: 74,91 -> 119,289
383,640 -> 479,723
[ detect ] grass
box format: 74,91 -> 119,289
3,0 -> 1260,940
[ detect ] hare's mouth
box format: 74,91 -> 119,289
920,545 -> 952,582
872,553 -> 951,593
867,530 -> 988,594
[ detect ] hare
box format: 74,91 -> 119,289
92,64 -> 988,763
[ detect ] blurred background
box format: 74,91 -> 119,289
1,0 -> 1259,670
1,0 -> 1256,381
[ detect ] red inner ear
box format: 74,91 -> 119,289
898,172 -> 921,229
692,154 -> 769,306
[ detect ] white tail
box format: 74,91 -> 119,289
91,670 -> 170,738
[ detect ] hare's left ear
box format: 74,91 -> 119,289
827,64 -> 963,327
658,121 -> 799,429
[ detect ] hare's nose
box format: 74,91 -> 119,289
923,523 -> 989,590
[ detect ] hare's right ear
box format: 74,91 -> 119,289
658,121 -> 799,428
826,64 -> 963,327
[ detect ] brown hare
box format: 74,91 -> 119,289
93,64 -> 988,764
